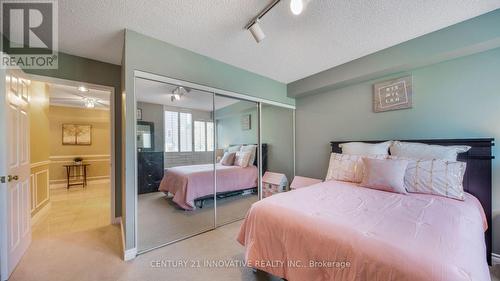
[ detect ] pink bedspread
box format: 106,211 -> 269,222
237,180 -> 489,281
159,164 -> 257,210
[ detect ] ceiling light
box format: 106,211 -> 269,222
244,0 -> 280,43
83,97 -> 95,108
171,86 -> 189,102
290,0 -> 303,15
77,86 -> 89,92
248,21 -> 266,43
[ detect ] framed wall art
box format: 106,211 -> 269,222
62,124 -> 92,145
373,76 -> 413,112
241,114 -> 251,130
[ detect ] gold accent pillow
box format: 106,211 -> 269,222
390,156 -> 466,200
325,153 -> 387,183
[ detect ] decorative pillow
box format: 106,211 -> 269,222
390,141 -> 471,161
234,151 -> 252,168
226,145 -> 241,153
360,158 -> 409,194
220,152 -> 236,166
325,153 -> 387,183
240,145 -> 257,166
339,141 -> 392,156
398,157 -> 467,200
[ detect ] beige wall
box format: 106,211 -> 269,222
48,105 -> 111,182
29,81 -> 50,216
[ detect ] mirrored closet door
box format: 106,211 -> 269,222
136,77 -> 215,253
214,95 -> 260,226
135,74 -> 295,254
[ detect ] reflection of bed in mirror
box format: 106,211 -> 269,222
159,144 -> 267,210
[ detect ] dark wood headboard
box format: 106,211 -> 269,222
330,138 -> 494,265
229,144 -> 268,173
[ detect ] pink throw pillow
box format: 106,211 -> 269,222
360,158 -> 409,194
220,152 -> 236,166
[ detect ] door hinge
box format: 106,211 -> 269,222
0,176 -> 5,183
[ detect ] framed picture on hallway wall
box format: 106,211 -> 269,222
62,124 -> 92,145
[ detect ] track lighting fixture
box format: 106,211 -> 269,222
248,21 -> 266,43
245,0 -> 309,43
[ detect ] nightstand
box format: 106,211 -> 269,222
290,176 -> 323,190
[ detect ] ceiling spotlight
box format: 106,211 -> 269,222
290,0 -> 303,15
83,97 -> 96,108
77,85 -> 89,92
244,0 -> 280,43
248,21 -> 266,43
171,86 -> 189,102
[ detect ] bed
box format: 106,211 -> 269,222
237,138 -> 493,281
158,144 -> 267,210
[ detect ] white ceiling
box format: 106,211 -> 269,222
49,83 -> 111,109
136,78 -> 239,111
57,0 -> 500,83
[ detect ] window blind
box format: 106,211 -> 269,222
179,112 -> 192,152
206,122 -> 214,152
164,111 -> 178,152
194,121 -> 206,152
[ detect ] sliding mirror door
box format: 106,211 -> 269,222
136,78 -> 215,253
214,95 -> 260,225
261,104 -> 294,197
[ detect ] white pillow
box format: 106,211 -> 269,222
234,151 -> 252,168
226,145 -> 241,153
339,141 -> 392,156
325,153 -> 387,183
390,156 -> 466,200
390,141 -> 470,161
240,145 -> 257,166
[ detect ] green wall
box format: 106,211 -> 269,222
295,47 -> 500,254
261,104 -> 295,183
216,101 -> 258,148
216,102 -> 295,186
122,29 -> 293,251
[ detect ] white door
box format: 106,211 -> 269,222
0,67 -> 31,281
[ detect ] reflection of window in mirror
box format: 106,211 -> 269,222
137,121 -> 155,152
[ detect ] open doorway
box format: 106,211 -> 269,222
28,77 -> 115,237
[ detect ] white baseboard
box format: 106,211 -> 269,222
111,216 -> 121,225
31,202 -> 51,226
50,177 -> 110,189
124,248 -> 137,261
120,218 -> 136,261
493,253 -> 500,265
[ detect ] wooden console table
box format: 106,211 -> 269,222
63,164 -> 90,189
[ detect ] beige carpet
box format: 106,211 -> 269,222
10,220 -> 500,281
9,183 -> 500,281
137,191 -> 257,252
10,221 -> 281,281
